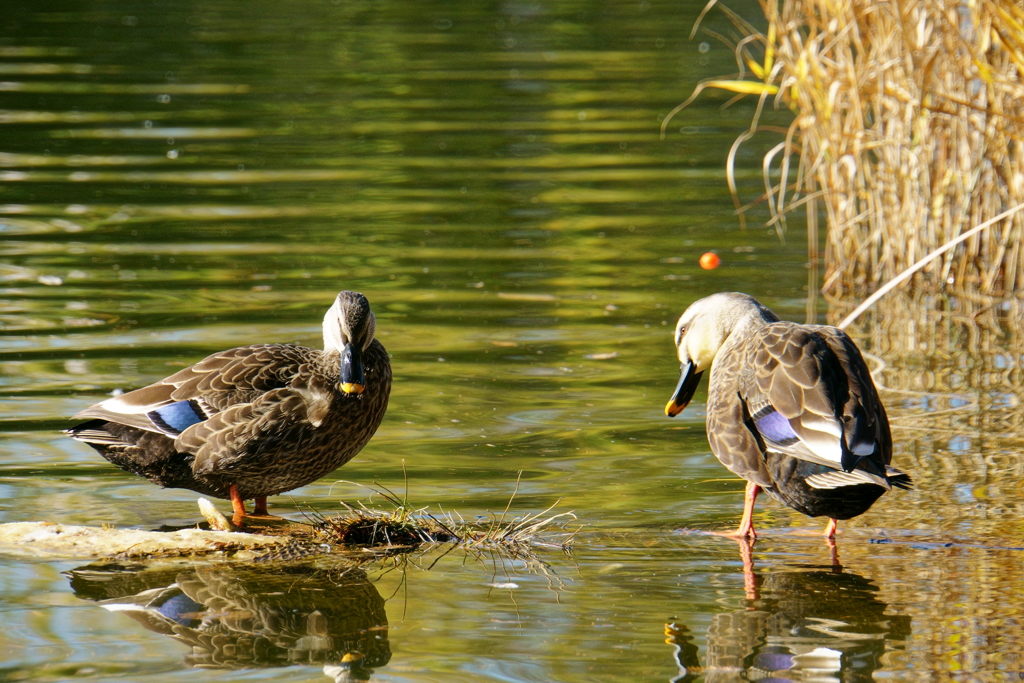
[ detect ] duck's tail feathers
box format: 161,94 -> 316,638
886,466 -> 913,490
65,420 -> 124,446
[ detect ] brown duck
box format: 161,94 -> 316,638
66,291 -> 391,527
664,292 -> 910,539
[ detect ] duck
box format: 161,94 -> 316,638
66,290 -> 392,527
664,292 -> 910,539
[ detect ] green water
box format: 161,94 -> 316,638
3,1 -> 1023,681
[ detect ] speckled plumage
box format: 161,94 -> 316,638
665,292 -> 910,537
66,291 -> 391,520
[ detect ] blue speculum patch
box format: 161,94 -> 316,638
148,400 -> 206,435
755,409 -> 799,445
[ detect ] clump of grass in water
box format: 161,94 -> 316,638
311,470 -> 579,556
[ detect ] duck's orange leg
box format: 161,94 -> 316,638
253,496 -> 268,516
717,481 -> 760,540
229,485 -> 247,527
824,518 -> 838,538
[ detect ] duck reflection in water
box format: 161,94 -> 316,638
67,561 -> 390,682
665,557 -> 910,682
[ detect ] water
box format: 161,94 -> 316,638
3,1 -> 1024,681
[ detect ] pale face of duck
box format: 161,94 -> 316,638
323,291 -> 377,395
665,293 -> 774,417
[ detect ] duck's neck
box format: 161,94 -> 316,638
735,305 -> 778,334
715,305 -> 781,367
322,301 -> 345,353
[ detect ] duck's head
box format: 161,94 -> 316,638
323,291 -> 377,395
665,292 -> 777,417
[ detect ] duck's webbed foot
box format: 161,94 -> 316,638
715,521 -> 757,540
713,481 -> 760,540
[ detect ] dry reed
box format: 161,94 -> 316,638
675,0 -> 1024,297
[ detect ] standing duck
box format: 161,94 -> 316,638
664,292 -> 909,539
67,290 -> 391,527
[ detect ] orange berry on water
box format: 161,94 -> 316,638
699,252 -> 721,270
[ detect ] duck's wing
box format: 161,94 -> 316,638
705,339 -> 774,487
180,387 -> 323,475
71,344 -> 316,437
742,323 -> 896,488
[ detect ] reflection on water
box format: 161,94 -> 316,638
68,561 -> 390,680
667,564 -> 911,682
835,290 -> 1024,538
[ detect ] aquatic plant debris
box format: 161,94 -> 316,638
310,502 -> 579,555
308,472 -> 579,558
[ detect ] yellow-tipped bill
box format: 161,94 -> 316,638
665,361 -> 703,417
665,397 -> 684,417
340,343 -> 365,396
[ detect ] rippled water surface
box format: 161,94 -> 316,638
3,1 -> 1024,681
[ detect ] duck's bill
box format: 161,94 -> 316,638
665,362 -> 703,417
340,344 -> 365,395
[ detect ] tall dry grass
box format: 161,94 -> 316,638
675,0 -> 1024,297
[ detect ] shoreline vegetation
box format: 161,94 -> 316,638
668,0 -> 1024,299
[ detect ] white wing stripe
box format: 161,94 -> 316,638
806,469 -> 887,489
